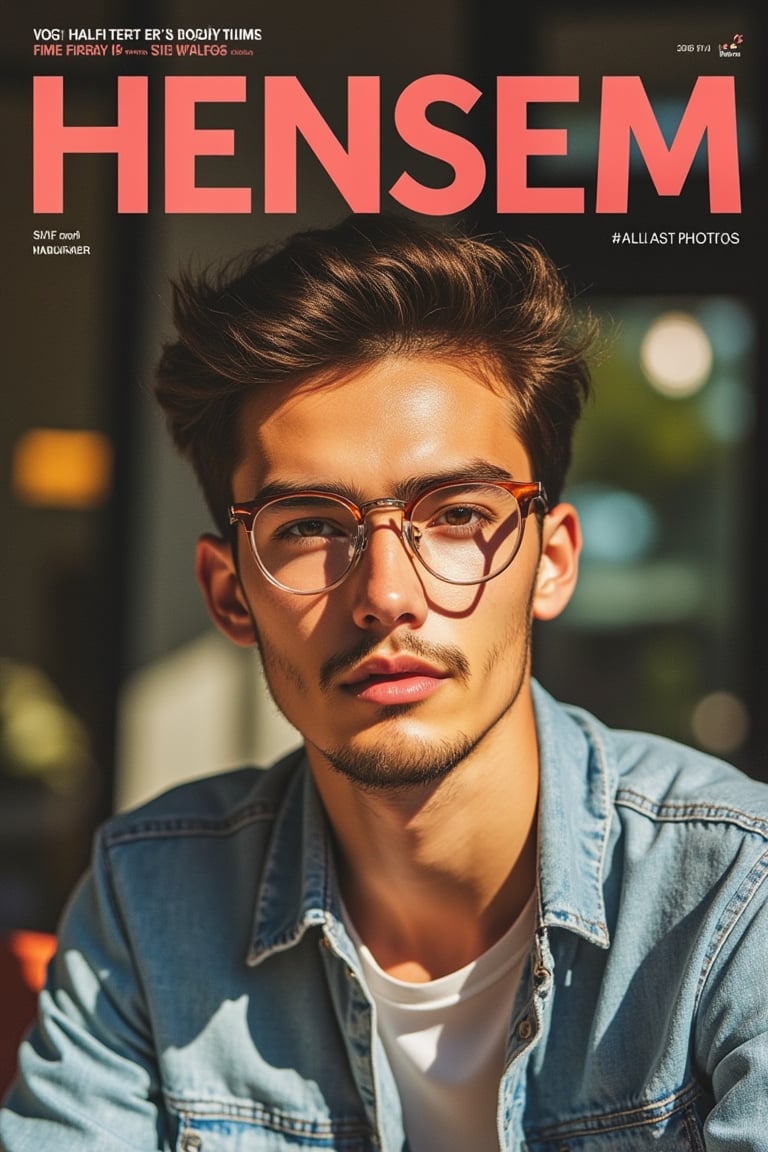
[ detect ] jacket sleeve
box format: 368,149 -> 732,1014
696,851 -> 768,1145
0,831 -> 168,1151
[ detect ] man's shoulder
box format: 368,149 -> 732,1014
576,706 -> 768,840
99,746 -> 306,849
536,683 -> 767,824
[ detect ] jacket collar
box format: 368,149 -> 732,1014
248,681 -> 614,965
247,758 -> 337,965
532,681 -> 612,948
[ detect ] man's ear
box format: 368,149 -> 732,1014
532,502 -> 581,622
195,533 -> 257,647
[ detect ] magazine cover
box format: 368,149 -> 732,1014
2,0 -> 763,950
1,0 -> 766,1140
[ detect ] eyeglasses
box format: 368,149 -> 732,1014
228,479 -> 548,595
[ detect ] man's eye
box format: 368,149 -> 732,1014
282,519 -> 345,538
429,505 -> 490,529
286,520 -> 335,537
441,506 -> 478,526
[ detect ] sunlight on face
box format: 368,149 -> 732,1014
228,355 -> 562,791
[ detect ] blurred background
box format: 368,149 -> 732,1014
1,0 -> 764,932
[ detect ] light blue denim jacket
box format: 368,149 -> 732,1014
2,682 -> 768,1150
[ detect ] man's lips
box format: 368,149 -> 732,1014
339,658 -> 450,704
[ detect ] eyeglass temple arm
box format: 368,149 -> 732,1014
514,483 -> 548,516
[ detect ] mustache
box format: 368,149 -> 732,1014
319,633 -> 471,689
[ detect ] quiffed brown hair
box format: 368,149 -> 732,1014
155,213 -> 596,534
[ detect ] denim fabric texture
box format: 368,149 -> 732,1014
1,681 -> 767,1150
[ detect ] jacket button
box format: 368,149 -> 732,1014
518,1018 -> 533,1040
534,962 -> 551,989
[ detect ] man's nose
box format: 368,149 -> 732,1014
348,513 -> 428,631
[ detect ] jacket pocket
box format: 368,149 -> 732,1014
173,1102 -> 376,1152
523,1088 -> 706,1151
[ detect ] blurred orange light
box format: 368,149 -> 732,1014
12,428 -> 112,509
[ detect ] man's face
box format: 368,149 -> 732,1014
204,355 -> 578,792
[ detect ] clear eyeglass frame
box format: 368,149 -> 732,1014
228,478 -> 548,595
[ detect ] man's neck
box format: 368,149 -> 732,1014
309,695 -> 540,982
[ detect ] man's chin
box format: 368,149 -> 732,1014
315,730 -> 475,794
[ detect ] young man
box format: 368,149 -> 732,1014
2,214 -> 767,1149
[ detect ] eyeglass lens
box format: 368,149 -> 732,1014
250,483 -> 525,593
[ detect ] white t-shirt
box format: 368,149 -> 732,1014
344,892 -> 536,1152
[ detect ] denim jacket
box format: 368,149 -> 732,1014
2,682 -> 768,1150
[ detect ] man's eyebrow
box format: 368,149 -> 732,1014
394,462 -> 520,501
252,461 -> 520,505
253,479 -> 368,504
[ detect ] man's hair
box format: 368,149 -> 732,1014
155,213 -> 596,534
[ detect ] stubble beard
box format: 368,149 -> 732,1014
254,605 -> 534,796
317,723 -> 477,794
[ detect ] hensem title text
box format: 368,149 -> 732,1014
31,74 -> 741,215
